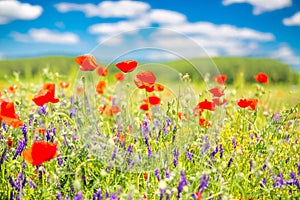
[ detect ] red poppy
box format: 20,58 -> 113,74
148,96 -> 161,106
7,85 -> 18,94
0,101 -> 23,128
154,83 -> 164,92
32,83 -> 59,106
116,60 -> 138,73
143,173 -> 148,181
106,105 -> 121,116
59,81 -> 70,89
75,54 -> 99,71
199,118 -> 211,128
248,99 -> 258,110
96,66 -> 108,76
96,80 -> 106,95
22,141 -> 58,166
114,72 -> 125,81
99,105 -> 106,114
254,72 -> 268,84
195,191 -> 202,200
213,74 -> 227,84
140,103 -> 149,111
36,128 -> 46,135
209,86 -> 225,97
7,138 -> 13,148
197,99 -> 215,111
237,98 -> 258,110
134,71 -> 156,92
212,98 -> 227,106
237,99 -> 251,108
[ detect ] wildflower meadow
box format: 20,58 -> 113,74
0,29 -> 300,200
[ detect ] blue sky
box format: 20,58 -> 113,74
0,0 -> 300,71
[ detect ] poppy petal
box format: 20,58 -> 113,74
116,60 -> 138,73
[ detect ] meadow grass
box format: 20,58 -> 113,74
0,60 -> 299,200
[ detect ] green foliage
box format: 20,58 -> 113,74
0,56 -> 298,84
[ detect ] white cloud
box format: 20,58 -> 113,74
222,0 -> 292,15
283,12 -> 300,26
88,19 -> 150,35
0,0 -> 42,24
55,1 -> 150,18
165,22 -> 275,41
270,45 -> 300,68
148,9 -> 186,25
10,28 -> 79,44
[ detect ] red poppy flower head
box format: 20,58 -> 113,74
116,60 -> 138,73
154,83 -> 164,92
140,103 -> 149,111
254,72 -> 268,84
248,99 -> 258,110
96,80 -> 106,95
22,141 -> 58,166
96,66 -> 108,76
209,86 -> 225,97
0,101 -> 23,128
114,72 -> 125,81
7,85 -> 18,94
148,96 -> 161,106
199,118 -> 211,128
197,99 -> 215,111
237,98 -> 258,110
134,71 -> 156,91
237,99 -> 250,108
213,74 -> 227,84
75,54 -> 99,71
32,83 -> 59,106
60,81 -> 70,89
7,138 -> 13,148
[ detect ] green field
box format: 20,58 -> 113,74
0,57 -> 299,199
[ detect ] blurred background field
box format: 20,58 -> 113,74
0,56 -> 299,84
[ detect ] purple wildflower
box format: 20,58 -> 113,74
58,156 -> 63,167
28,179 -> 36,189
13,141 -> 24,159
219,144 -> 223,159
165,166 -> 170,179
82,175 -> 86,186
125,144 -> 132,155
210,145 -> 218,158
250,160 -> 253,171
227,157 -> 233,167
174,148 -> 179,167
286,172 -> 300,189
111,148 -> 117,161
70,108 -> 76,118
0,148 -> 7,169
110,193 -> 117,200
198,174 -> 209,193
298,163 -> 300,176
57,191 -> 63,200
93,188 -> 102,200
232,138 -> 237,149
186,147 -> 193,162
154,168 -> 161,181
286,157 -> 290,164
201,138 -> 210,157
262,164 -> 267,171
3,122 -> 7,132
105,190 -> 109,199
74,191 -> 83,200
10,191 -> 14,200
9,177 -> 20,191
177,170 -> 189,199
